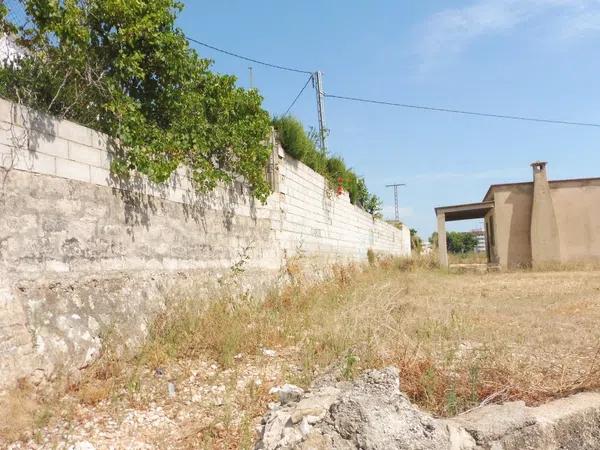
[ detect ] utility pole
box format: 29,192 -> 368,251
385,183 -> 406,222
313,71 -> 327,152
248,66 -> 254,89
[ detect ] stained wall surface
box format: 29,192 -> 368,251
488,185 -> 533,268
0,98 -> 410,387
550,180 -> 600,262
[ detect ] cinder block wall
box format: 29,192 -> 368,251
0,98 -> 410,387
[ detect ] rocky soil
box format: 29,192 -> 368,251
5,358 -> 600,449
3,349 -> 298,449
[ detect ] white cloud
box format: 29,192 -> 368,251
418,0 -> 600,67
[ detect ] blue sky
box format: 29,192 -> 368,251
178,0 -> 600,238
7,1 -> 599,237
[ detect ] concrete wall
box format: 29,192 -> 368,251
488,184 -> 533,268
551,180 -> 600,263
0,98 -> 410,387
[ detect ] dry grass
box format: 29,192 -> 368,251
144,257 -> 600,417
448,251 -> 488,265
0,379 -> 56,443
7,258 -> 600,448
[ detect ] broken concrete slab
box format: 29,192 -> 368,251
448,391 -> 600,449
256,367 -> 600,450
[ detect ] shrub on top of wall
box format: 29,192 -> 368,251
272,115 -> 382,217
272,116 -> 314,161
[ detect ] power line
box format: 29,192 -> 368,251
182,36 -> 600,130
324,93 -> 600,129
185,36 -> 312,75
284,74 -> 313,116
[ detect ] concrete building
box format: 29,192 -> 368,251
435,162 -> 600,268
471,228 -> 486,253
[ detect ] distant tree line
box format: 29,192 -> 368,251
429,231 -> 478,254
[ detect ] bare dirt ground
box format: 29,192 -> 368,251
4,260 -> 600,449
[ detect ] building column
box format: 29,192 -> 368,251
530,161 -> 560,267
437,212 -> 448,268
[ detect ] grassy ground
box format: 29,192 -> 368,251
4,258 -> 600,447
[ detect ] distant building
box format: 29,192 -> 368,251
434,162 -> 600,268
0,34 -> 25,66
421,240 -> 432,255
471,229 -> 486,253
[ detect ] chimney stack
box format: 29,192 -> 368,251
530,161 -> 560,266
531,161 -> 548,182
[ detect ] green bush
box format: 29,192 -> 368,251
447,232 -> 478,254
273,115 -> 382,217
272,116 -> 315,161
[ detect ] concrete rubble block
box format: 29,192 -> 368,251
447,392 -> 600,450
256,367 -> 450,450
269,384 -> 305,405
256,368 -> 600,450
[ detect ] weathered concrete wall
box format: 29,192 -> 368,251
551,180 -> 600,263
488,185 -> 533,269
279,157 -> 405,261
0,98 -> 410,387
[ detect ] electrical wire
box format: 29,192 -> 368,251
283,74 -> 313,116
323,93 -> 600,128
186,36 -> 313,75
184,37 -> 600,129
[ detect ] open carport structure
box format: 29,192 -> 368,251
434,201 -> 494,268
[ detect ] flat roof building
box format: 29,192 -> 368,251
434,162 -> 600,269
471,228 -> 486,253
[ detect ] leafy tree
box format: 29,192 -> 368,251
0,3 -> 15,33
0,0 -> 272,200
429,232 -> 439,249
363,194 -> 382,218
410,228 -> 423,252
446,232 -> 478,254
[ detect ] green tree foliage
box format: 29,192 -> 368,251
446,232 -> 478,254
272,116 -> 327,174
272,115 -> 382,217
429,232 -> 439,249
0,0 -> 272,200
410,228 -> 423,252
0,3 -> 14,33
